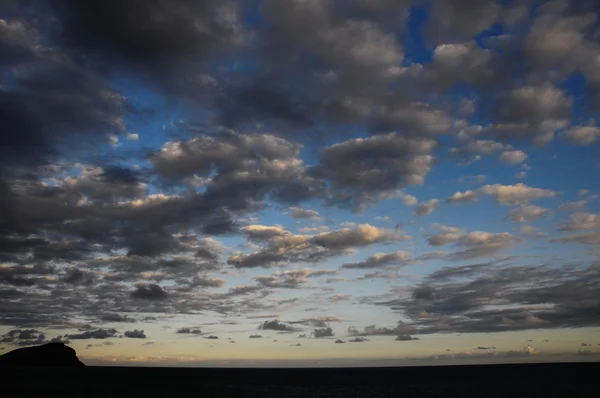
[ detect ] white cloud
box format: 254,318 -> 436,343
447,183 -> 557,206
560,212 -> 599,231
427,223 -> 463,246
559,200 -> 588,212
565,125 -> 600,145
506,205 -> 550,222
289,207 -> 321,220
578,189 -> 589,197
127,133 -> 139,140
109,135 -> 120,147
499,150 -> 528,165
515,171 -> 526,179
341,251 -> 409,269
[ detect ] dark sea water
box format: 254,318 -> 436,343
3,363 -> 598,397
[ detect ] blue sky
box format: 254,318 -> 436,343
1,0 -> 600,366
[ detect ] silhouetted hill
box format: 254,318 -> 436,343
0,343 -> 85,367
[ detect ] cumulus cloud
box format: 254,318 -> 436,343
66,328 -> 119,340
447,183 -> 557,205
130,284 -> 168,300
499,150 -> 528,165
176,328 -> 202,335
230,224 -> 408,268
0,0 -> 597,350
124,329 -> 147,339
341,251 -> 409,269
559,200 -> 589,212
413,199 -> 440,217
506,205 -> 551,222
258,320 -> 295,331
560,213 -> 599,231
313,327 -> 334,338
427,224 -> 463,246
395,335 -> 418,341
289,207 -> 321,220
312,134 -> 436,210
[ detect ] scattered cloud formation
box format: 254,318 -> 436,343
0,0 -> 598,365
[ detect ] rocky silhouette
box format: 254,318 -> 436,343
0,343 -> 86,367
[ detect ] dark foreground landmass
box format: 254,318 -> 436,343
2,361 -> 599,397
1,344 -> 598,397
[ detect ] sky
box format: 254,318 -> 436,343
1,0 -> 600,367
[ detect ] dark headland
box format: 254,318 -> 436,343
0,344 -> 597,397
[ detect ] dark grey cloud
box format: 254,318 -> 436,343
258,320 -> 295,332
65,328 -> 118,340
424,0 -> 501,44
312,134 -> 436,211
377,261 -> 600,334
176,328 -> 202,335
98,314 -> 135,323
124,329 -> 147,339
0,329 -> 71,347
204,335 -> 219,340
413,199 -> 440,217
249,334 -> 262,339
395,334 -> 418,341
130,284 -> 169,300
53,0 -> 245,98
313,327 -> 334,338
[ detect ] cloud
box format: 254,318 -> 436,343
425,0 -> 500,43
289,207 -> 321,220
413,199 -> 440,217
378,259 -> 600,334
335,339 -> 346,343
313,327 -> 334,338
559,212 -> 599,231
329,294 -> 351,302
230,224 -> 408,268
240,225 -> 291,241
124,329 -> 147,339
176,328 -> 202,335
551,232 -> 600,246
258,320 -> 295,331
130,284 -> 168,300
427,224 -> 463,246
66,328 -> 119,340
98,314 -> 135,323
447,183 -> 557,205
559,200 -> 589,212
395,335 -> 418,341
249,334 -> 262,339
505,205 -> 551,222
0,0 -> 597,349
452,231 -> 518,260
499,150 -> 528,165
341,251 -> 408,269
348,322 -> 416,337
312,134 -> 436,211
